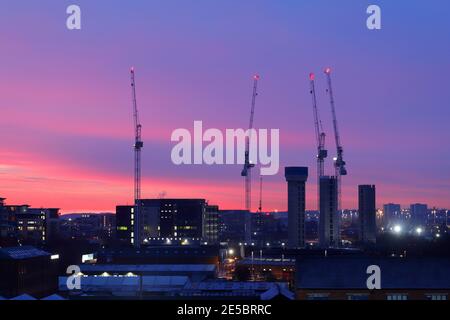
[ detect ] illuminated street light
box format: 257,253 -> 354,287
228,249 -> 235,255
393,225 -> 402,234
415,227 -> 423,235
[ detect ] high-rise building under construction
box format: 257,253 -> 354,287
285,167 -> 308,249
319,176 -> 339,248
358,185 -> 377,244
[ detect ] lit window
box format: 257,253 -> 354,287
426,294 -> 447,301
347,294 -> 369,300
307,293 -> 329,301
387,294 -> 408,300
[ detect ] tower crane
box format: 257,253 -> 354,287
130,67 -> 143,247
324,67 -> 347,211
309,73 -> 328,210
241,75 -> 260,212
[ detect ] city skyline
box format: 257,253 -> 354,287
1,1 -> 450,212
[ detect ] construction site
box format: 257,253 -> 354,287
125,66 -> 351,250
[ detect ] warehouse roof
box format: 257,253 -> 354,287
79,264 -> 216,273
0,246 -> 50,260
296,256 -> 450,290
59,275 -> 190,292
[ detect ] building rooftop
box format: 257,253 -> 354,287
238,258 -> 296,266
260,283 -> 295,300
79,264 -> 216,273
59,275 -> 191,292
10,294 -> 37,300
58,276 -> 294,299
296,256 -> 450,290
284,166 -> 308,179
0,246 -> 50,260
188,281 -> 276,291
41,294 -> 66,300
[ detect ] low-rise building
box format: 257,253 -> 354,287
295,256 -> 450,300
0,246 -> 59,298
0,198 -> 60,245
236,258 -> 295,286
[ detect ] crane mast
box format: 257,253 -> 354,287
324,67 -> 347,212
241,75 -> 259,212
258,176 -> 263,213
130,67 -> 143,247
309,73 -> 327,211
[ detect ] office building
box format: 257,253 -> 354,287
410,203 -> 428,228
15,206 -> 46,244
358,185 -> 376,244
59,213 -> 115,242
0,197 -> 16,245
203,205 -> 219,244
117,199 -> 218,246
0,199 -> 60,245
116,205 -> 134,245
251,212 -> 281,245
319,176 -> 339,248
142,199 -> 205,241
284,167 -> 308,249
218,210 -> 252,243
383,203 -> 401,227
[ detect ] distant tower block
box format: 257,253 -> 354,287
410,203 -> 428,228
358,185 -> 377,244
285,167 -> 308,249
319,176 -> 339,248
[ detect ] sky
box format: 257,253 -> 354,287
1,0 -> 450,212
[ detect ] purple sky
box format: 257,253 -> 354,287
1,0 -> 449,212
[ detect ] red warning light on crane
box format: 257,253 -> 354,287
309,73 -> 315,81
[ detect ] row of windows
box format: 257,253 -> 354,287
306,293 -> 448,301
